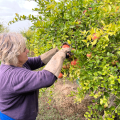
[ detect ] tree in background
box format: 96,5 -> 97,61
21,29 -> 35,56
0,22 -> 9,64
0,23 -> 9,33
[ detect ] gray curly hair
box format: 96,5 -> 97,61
0,32 -> 26,66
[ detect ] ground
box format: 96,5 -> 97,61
36,78 -> 94,120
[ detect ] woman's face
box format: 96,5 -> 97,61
17,47 -> 29,67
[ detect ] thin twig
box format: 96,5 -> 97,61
111,103 -> 120,115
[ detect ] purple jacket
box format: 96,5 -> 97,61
0,56 -> 57,120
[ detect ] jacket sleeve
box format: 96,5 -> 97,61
11,68 -> 57,94
24,56 -> 45,70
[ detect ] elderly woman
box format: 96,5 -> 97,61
0,33 -> 70,120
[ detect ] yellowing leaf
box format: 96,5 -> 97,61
110,80 -> 115,84
15,18 -> 18,21
108,32 -> 114,36
104,35 -> 109,40
90,27 -> 95,34
75,21 -> 80,24
108,5 -> 111,12
46,4 -> 55,10
100,99 -> 103,105
87,35 -> 92,41
100,29 -> 104,35
82,40 -> 87,43
53,44 -> 56,48
48,41 -> 52,43
87,43 -> 89,47
104,103 -> 108,107
76,97 -> 82,103
103,7 -> 107,12
94,93 -> 100,99
91,39 -> 97,46
117,78 -> 120,83
101,20 -> 105,26
67,40 -> 71,44
116,6 -> 119,10
115,6 -> 119,12
15,13 -> 19,16
81,30 -> 87,35
96,32 -> 101,38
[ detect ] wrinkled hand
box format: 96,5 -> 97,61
60,47 -> 71,53
60,48 -> 72,58
44,47 -> 71,77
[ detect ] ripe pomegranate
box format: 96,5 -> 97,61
62,44 -> 70,48
112,60 -> 118,66
63,64 -> 70,69
83,10 -> 87,14
72,48 -> 76,51
58,73 -> 63,78
71,59 -> 77,66
87,53 -> 92,58
89,8 -> 92,10
92,33 -> 99,40
71,59 -> 80,68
